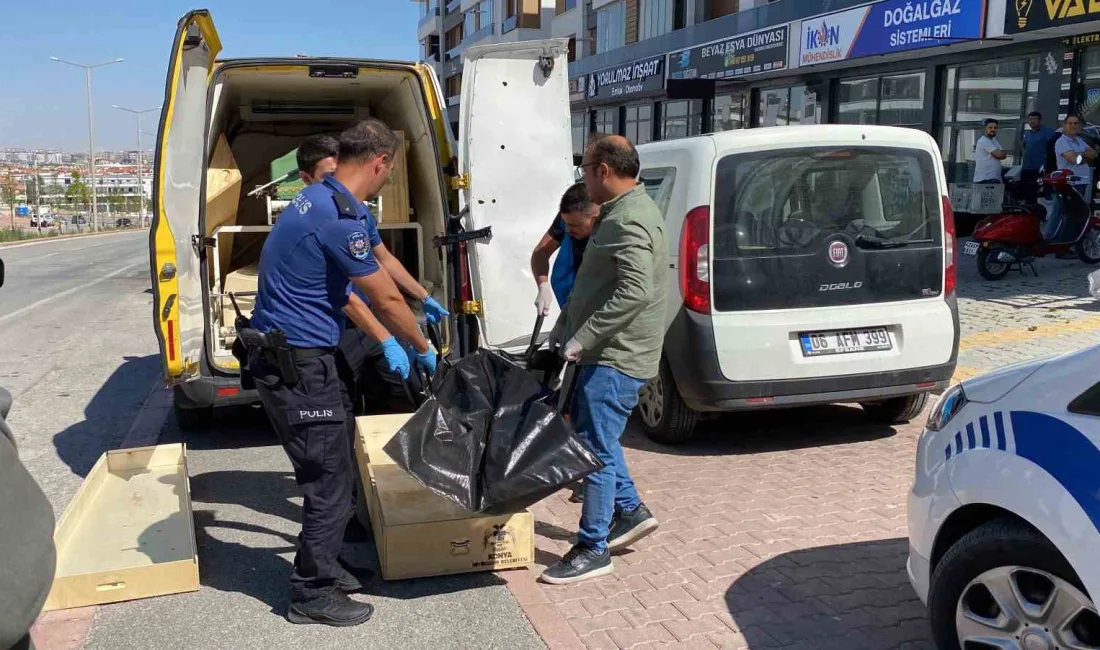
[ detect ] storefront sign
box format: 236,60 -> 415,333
585,56 -> 665,101
667,25 -> 788,81
800,0 -> 984,66
1011,0 -> 1100,34
1065,32 -> 1100,47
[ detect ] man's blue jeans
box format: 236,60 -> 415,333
572,364 -> 645,553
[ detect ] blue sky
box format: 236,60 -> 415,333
1,1 -> 420,151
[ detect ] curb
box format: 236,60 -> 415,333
503,567 -> 587,650
0,229 -> 144,250
29,382 -> 173,650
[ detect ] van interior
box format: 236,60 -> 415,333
202,63 -> 450,371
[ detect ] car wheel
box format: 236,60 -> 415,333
929,517 -> 1100,650
636,360 -> 699,445
977,247 -> 1012,281
860,393 -> 929,424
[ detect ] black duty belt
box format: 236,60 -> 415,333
263,346 -> 335,363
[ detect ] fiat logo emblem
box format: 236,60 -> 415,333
828,241 -> 849,267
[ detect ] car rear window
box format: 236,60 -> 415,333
713,146 -> 942,260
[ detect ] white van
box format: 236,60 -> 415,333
149,11 -> 572,427
635,126 -> 960,443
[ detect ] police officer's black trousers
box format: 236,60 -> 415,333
249,348 -> 354,602
337,327 -> 423,414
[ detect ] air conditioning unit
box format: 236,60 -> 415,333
240,102 -> 371,122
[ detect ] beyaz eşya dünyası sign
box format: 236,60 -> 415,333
666,25 -> 789,81
799,0 -> 985,67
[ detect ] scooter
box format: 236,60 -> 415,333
966,163 -> 1100,280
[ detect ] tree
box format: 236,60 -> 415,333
2,171 -> 18,230
25,174 -> 44,205
66,170 -> 91,211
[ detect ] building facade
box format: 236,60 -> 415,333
419,0 -> 586,135
563,0 -> 1100,183
417,0 -> 1100,182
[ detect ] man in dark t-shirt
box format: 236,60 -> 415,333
531,183 -> 600,315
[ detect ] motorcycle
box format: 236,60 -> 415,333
965,161 -> 1100,280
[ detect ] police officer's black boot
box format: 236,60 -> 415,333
287,590 -> 374,627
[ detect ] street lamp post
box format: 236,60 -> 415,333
50,56 -> 124,232
113,105 -> 159,227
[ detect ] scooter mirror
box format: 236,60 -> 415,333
0,257 -> 5,289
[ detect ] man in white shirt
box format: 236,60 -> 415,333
973,118 -> 1007,183
1050,114 -> 1098,240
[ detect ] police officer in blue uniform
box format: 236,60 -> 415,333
248,119 -> 437,626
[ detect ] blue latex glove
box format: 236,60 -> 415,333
379,337 -> 410,380
422,295 -> 450,325
410,343 -> 439,376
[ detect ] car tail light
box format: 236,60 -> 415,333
679,206 -> 711,314
942,195 -> 956,297
217,386 -> 240,398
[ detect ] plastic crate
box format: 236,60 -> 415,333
970,183 -> 1005,214
948,183 -> 973,211
948,182 -> 1005,214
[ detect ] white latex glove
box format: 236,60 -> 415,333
535,282 -> 555,316
562,338 -> 582,362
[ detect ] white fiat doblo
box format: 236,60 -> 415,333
634,126 -> 959,443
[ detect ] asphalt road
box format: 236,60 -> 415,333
0,231 -> 543,650
0,231 -> 158,509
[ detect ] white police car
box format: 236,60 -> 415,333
908,344 -> 1100,649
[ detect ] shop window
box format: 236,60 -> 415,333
661,100 -> 702,140
624,104 -> 654,144
839,77 -> 878,125
840,72 -> 925,127
712,94 -> 747,131
596,1 -> 626,53
1080,49 -> 1100,123
757,86 -> 820,127
594,107 -> 618,135
571,112 -> 588,156
941,57 -> 1038,183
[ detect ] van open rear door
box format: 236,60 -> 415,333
458,39 -> 573,350
149,10 -> 221,383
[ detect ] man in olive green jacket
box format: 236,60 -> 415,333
541,135 -> 669,585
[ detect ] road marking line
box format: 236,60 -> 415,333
0,262 -> 143,326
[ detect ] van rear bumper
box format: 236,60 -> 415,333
174,373 -> 258,410
664,305 -> 958,412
